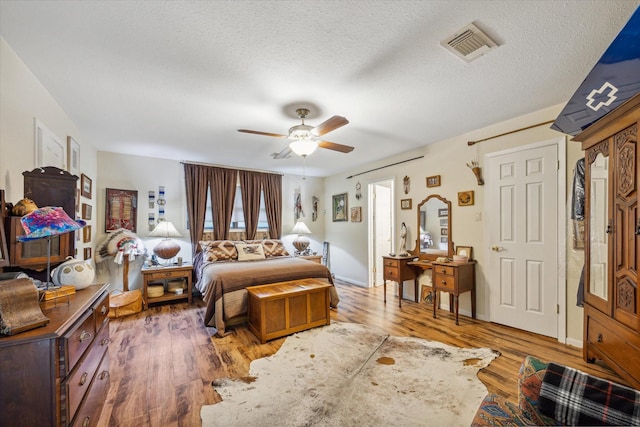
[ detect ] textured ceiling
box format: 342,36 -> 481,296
1,1 -> 638,177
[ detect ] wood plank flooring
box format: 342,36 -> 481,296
98,281 -> 626,426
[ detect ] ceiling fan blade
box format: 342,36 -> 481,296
312,116 -> 349,137
238,129 -> 288,138
271,146 -> 293,159
318,140 -> 354,153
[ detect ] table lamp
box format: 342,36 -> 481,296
17,206 -> 86,290
149,220 -> 182,261
291,220 -> 312,256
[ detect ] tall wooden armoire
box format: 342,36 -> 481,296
574,93 -> 640,389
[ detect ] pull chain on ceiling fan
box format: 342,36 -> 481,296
238,108 -> 354,159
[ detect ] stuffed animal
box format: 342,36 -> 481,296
12,198 -> 38,216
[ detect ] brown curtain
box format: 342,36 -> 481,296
238,170 -> 262,240
210,167 -> 238,240
183,163 -> 210,254
262,173 -> 282,238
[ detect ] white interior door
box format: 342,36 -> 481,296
369,180 -> 393,287
486,139 -> 565,338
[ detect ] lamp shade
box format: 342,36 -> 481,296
149,221 -> 181,238
290,220 -> 311,235
17,206 -> 85,242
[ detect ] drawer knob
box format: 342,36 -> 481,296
80,372 -> 88,385
101,305 -> 107,315
82,417 -> 90,427
99,370 -> 110,380
101,338 -> 109,346
440,269 -> 446,273
441,280 -> 446,285
597,333 -> 603,343
79,330 -> 92,342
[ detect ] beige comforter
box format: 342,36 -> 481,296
195,256 -> 338,336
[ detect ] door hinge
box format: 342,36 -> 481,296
557,161 -> 560,170
557,304 -> 560,314
372,266 -> 376,273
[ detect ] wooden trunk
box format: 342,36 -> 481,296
247,279 -> 331,343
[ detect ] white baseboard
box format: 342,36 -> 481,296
333,275 -> 368,287
565,337 -> 583,348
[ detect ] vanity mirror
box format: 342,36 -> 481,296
412,194 -> 454,261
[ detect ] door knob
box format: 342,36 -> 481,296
491,245 -> 503,252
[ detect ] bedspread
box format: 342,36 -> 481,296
195,256 -> 338,336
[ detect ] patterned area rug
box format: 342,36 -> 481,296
201,322 -> 498,426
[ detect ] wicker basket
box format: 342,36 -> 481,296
148,284 -> 164,298
167,279 -> 185,294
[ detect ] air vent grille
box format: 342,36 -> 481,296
441,23 -> 497,63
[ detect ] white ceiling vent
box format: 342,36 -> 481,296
441,22 -> 498,63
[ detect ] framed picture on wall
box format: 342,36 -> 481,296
67,136 -> 80,176
81,174 -> 92,199
400,199 -> 412,210
84,247 -> 92,260
83,225 -> 92,243
332,193 -> 348,222
106,188 -> 138,232
81,203 -> 92,220
426,175 -> 441,187
350,207 -> 362,222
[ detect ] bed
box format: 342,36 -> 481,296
194,239 -> 339,337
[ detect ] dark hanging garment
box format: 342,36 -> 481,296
572,158 -> 586,307
571,158 -> 585,221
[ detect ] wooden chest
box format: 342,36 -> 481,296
247,279 -> 331,343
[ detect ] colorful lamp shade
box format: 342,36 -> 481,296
17,207 -> 85,242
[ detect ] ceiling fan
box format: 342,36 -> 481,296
238,108 -> 354,159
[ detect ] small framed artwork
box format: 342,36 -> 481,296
426,175 -> 441,187
420,284 -> 433,306
81,174 -> 92,199
67,136 -> 80,176
458,190 -> 474,206
440,218 -> 448,227
83,225 -> 92,243
81,203 -> 92,220
84,247 -> 92,260
350,206 -> 362,222
106,188 -> 138,232
441,228 -> 448,236
75,188 -> 80,213
441,237 -> 448,243
400,199 -> 412,210
456,246 -> 473,260
332,193 -> 348,222
438,208 -> 448,217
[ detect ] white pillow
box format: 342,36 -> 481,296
235,243 -> 266,261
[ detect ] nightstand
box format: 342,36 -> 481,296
382,255 -> 419,307
141,264 -> 193,309
431,260 -> 476,325
297,255 -> 322,264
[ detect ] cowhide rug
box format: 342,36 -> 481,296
201,322 -> 498,427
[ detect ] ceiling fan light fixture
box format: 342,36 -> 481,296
289,139 -> 318,156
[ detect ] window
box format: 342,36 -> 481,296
203,185 -> 269,231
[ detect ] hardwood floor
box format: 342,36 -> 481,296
98,280 -> 626,426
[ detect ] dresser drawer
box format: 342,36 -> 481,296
145,269 -> 188,281
61,310 -> 96,376
434,273 -> 456,292
92,291 -> 109,332
383,258 -> 399,268
71,351 -> 110,427
384,266 -> 399,280
433,265 -> 455,276
586,310 -> 640,380
65,324 -> 109,422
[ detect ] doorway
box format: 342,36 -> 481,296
485,137 -> 566,339
368,179 -> 394,287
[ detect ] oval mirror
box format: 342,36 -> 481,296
412,194 -> 453,261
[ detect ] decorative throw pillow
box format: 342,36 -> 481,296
235,243 -> 266,261
200,240 -> 238,262
261,239 -> 290,257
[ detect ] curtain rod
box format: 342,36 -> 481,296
467,120 -> 555,146
346,156 -> 424,179
180,160 -> 284,176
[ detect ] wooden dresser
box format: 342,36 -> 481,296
573,93 -> 640,389
431,260 -> 476,325
0,283 -> 110,426
382,256 -> 419,307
